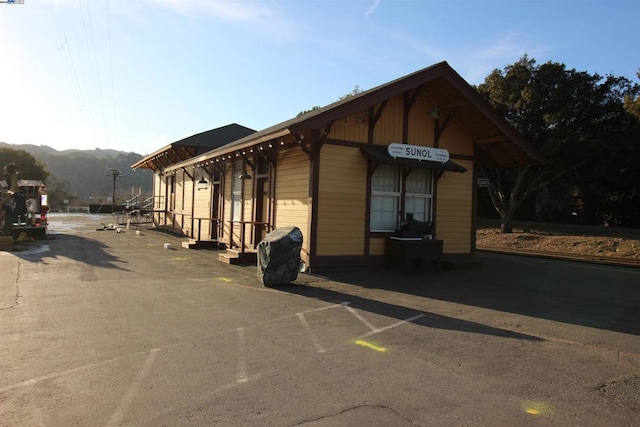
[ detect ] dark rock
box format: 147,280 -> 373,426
257,226 -> 303,286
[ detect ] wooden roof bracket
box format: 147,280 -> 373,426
318,120 -> 334,151
166,149 -> 185,164
403,89 -> 422,143
258,145 -> 276,167
305,121 -> 334,160
240,152 -> 254,170
435,107 -> 460,144
182,167 -> 194,180
368,100 -> 388,135
211,161 -> 225,176
156,155 -> 172,169
184,146 -> 196,158
294,133 -> 313,159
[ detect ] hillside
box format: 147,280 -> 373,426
0,142 -> 153,202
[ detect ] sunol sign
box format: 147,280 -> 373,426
388,143 -> 449,163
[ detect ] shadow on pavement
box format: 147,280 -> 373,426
317,255 -> 640,337
277,282 -> 543,342
5,233 -> 130,272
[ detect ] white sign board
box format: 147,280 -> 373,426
477,177 -> 491,188
388,143 -> 449,163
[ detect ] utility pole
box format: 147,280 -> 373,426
105,168 -> 124,213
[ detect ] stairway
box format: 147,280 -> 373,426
217,248 -> 257,265
181,239 -> 219,249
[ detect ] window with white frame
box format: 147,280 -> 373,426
405,168 -> 433,223
370,165 -> 434,231
370,165 -> 400,231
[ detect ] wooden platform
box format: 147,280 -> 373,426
181,239 -> 219,250
218,248 -> 257,265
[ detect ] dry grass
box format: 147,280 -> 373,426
476,221 -> 640,260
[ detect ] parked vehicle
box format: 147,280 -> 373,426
2,179 -> 49,239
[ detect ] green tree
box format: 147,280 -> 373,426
477,56 -> 640,231
44,176 -> 77,211
337,85 -> 363,101
623,69 -> 640,118
0,148 -> 49,183
298,85 -> 364,116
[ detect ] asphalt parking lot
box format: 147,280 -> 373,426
1,213 -> 639,426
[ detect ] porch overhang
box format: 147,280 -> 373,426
131,144 -> 195,172
132,124 -> 257,172
164,128 -> 291,173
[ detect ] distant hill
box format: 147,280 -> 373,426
0,142 -> 153,203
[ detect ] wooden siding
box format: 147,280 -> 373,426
193,182 -> 211,240
368,237 -> 386,256
436,159 -> 474,254
175,174 -> 185,213
373,97 -> 404,145
407,100 -> 435,147
316,145 -> 367,256
439,124 -> 474,156
327,111 -> 368,143
275,148 -> 311,264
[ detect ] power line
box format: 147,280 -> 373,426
107,0 -> 118,151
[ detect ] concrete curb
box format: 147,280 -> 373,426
478,247 -> 640,269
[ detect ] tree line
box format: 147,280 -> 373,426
2,57 -> 639,228
477,56 -> 640,231
0,146 -> 152,211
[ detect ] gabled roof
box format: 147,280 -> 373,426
164,61 -> 544,172
132,123 -> 256,171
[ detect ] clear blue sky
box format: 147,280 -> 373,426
1,0 -> 638,156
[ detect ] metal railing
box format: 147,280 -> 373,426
116,195 -> 163,230
229,221 -> 273,253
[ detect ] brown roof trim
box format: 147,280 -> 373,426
164,128 -> 290,173
131,124 -> 256,171
131,144 -> 172,169
291,61 -> 544,164
289,63 -> 449,132
438,66 -> 545,164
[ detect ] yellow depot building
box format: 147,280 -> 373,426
132,62 -> 542,272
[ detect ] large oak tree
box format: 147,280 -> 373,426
477,56 -> 640,231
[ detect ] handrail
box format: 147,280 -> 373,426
229,220 -> 273,253
171,212 -> 221,241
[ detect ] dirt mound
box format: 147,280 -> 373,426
476,222 -> 640,260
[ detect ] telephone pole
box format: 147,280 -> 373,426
105,168 -> 124,213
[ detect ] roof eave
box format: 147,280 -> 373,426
131,144 -> 173,170
164,128 -> 291,173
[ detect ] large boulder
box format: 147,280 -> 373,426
257,226 -> 303,286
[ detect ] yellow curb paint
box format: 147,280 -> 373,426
521,400 -> 555,417
355,340 -> 387,352
172,257 -> 188,261
219,277 -> 232,282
